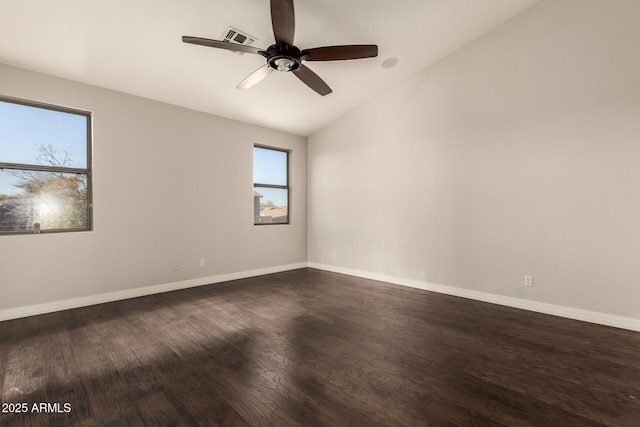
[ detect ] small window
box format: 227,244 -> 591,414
0,96 -> 92,234
253,145 -> 289,225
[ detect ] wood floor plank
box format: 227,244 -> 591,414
1,268 -> 639,426
42,312 -> 95,427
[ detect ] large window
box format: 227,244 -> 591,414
253,145 -> 289,225
0,96 -> 92,234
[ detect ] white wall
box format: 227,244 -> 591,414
0,63 -> 307,311
308,0 -> 640,320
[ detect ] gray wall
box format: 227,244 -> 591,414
308,0 -> 640,320
0,63 -> 307,310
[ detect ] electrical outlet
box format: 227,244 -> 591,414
524,275 -> 533,287
173,263 -> 180,272
200,259 -> 206,268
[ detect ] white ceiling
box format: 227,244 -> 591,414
0,0 -> 540,136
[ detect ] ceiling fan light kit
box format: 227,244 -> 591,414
182,0 -> 378,96
266,43 -> 302,72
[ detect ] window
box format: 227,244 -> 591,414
0,96 -> 92,234
253,145 -> 289,224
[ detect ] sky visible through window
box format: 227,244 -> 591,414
1,99 -> 90,233
0,100 -> 87,195
254,146 -> 287,207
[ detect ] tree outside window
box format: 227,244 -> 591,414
0,97 -> 92,234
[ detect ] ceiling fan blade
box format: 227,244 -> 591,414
182,36 -> 263,55
271,0 -> 295,45
301,45 -> 379,61
292,65 -> 332,96
237,65 -> 274,90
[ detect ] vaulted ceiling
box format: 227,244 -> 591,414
0,0 -> 539,136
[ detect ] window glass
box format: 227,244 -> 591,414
253,187 -> 288,224
0,171 -> 88,232
253,146 -> 289,225
0,97 -> 92,234
0,101 -> 87,167
253,146 -> 287,186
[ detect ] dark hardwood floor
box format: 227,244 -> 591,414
1,268 -> 639,426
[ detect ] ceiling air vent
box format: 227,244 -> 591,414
222,27 -> 257,54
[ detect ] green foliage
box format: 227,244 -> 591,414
10,143 -> 87,229
260,200 -> 278,208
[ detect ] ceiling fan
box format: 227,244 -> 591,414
182,0 -> 378,96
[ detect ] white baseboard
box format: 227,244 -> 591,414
3,261 -> 639,332
0,262 -> 307,322
307,262 -> 640,332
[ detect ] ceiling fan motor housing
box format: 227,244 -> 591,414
263,43 -> 302,72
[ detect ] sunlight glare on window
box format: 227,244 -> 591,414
0,97 -> 92,234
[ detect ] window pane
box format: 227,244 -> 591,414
254,187 -> 288,224
0,100 -> 88,168
253,147 -> 287,186
0,170 -> 88,232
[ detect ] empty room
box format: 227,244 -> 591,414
1,0 -> 639,425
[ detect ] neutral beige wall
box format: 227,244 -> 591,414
0,63 -> 307,310
308,0 -> 640,319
